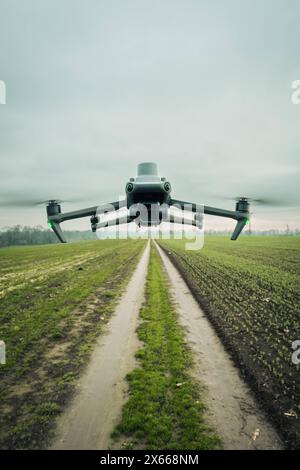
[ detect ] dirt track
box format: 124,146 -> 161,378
50,241 -> 150,449
155,241 -> 282,450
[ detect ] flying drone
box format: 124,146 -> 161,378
45,162 -> 251,243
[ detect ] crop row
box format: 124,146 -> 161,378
159,236 -> 300,449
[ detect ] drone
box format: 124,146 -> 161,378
46,162 -> 250,243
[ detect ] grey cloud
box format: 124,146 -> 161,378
0,0 -> 299,230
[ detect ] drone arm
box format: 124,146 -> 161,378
47,206 -> 98,243
169,214 -> 197,227
169,198 -> 249,240
47,200 -> 127,243
203,206 -> 250,240
204,205 -> 241,220
96,213 -> 136,228
170,199 -> 240,219
51,200 -> 127,223
54,206 -> 98,223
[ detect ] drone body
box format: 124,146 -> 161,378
126,162 -> 171,206
47,162 -> 250,243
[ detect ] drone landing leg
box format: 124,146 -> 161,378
231,218 -> 248,240
49,221 -> 66,243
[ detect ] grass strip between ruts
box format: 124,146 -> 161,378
113,242 -> 221,450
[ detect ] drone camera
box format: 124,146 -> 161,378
126,182 -> 134,193
164,182 -> 171,192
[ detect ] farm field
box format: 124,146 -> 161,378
0,239 -> 146,449
0,236 -> 298,450
159,236 -> 300,449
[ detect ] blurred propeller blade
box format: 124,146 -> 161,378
0,196 -> 85,208
225,196 -> 298,207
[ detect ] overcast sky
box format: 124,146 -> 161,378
0,0 -> 299,232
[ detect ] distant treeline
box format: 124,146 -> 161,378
0,225 -> 299,247
206,229 -> 300,236
0,225 -> 96,247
